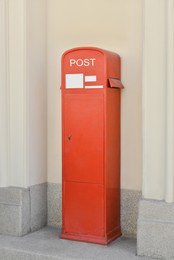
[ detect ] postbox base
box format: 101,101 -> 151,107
60,228 -> 121,245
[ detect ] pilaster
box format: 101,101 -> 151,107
0,0 -> 47,188
8,0 -> 28,187
142,0 -> 166,200
138,0 -> 174,258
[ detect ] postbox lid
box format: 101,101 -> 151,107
108,78 -> 124,89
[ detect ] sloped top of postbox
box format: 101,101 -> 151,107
62,47 -> 120,68
62,47 -> 120,58
61,47 -> 121,90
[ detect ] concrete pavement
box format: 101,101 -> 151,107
0,227 -> 155,260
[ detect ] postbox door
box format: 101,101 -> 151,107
63,93 -> 104,184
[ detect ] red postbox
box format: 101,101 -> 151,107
60,47 -> 124,245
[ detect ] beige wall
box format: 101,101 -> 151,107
47,0 -> 142,191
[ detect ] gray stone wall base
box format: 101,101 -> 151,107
47,183 -> 141,238
121,189 -> 141,237
0,183 -> 47,236
0,187 -> 30,236
137,199 -> 174,259
30,183 -> 47,232
47,183 -> 62,228
0,183 -> 140,238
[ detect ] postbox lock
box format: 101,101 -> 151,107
67,134 -> 72,141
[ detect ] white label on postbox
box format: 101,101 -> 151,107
85,85 -> 103,89
69,58 -> 96,67
66,74 -> 83,88
65,73 -> 103,89
85,76 -> 96,82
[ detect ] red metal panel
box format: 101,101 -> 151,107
63,182 -> 104,237
63,93 -> 104,184
106,88 -> 121,235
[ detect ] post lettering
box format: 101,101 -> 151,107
70,59 -> 76,67
69,58 -> 96,67
90,58 -> 96,66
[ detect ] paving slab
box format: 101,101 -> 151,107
0,227 -> 155,260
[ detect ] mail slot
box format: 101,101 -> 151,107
60,47 -> 124,244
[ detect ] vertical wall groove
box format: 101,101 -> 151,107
0,0 -> 8,187
165,0 -> 174,203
